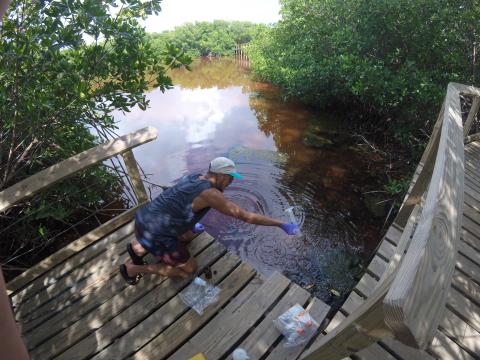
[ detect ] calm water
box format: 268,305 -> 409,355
115,58 -> 384,306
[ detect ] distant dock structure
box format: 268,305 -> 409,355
235,43 -> 250,68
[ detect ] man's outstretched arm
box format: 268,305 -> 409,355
200,188 -> 284,226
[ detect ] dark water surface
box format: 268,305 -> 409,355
115,58 -> 385,306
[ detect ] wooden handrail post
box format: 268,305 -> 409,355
463,96 -> 480,137
121,150 -> 149,203
383,83 -> 465,349
301,271 -> 396,360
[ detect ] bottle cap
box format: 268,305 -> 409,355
193,277 -> 207,286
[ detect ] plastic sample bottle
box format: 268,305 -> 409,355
284,206 -> 301,235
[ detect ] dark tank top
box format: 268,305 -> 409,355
135,173 -> 212,239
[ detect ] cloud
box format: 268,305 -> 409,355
144,0 -> 280,33
180,88 -> 226,144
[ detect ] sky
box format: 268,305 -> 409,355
144,0 -> 281,33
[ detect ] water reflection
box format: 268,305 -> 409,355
114,58 -> 383,306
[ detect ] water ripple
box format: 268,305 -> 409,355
203,146 -> 363,305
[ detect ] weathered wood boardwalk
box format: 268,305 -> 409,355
319,142 -> 480,360
8,227 -> 330,359
8,145 -> 480,359
4,82 -> 480,359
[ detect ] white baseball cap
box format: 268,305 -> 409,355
209,157 -> 243,179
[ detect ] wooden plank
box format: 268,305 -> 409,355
169,272 -> 291,360
384,82 -> 465,349
91,251 -> 243,360
464,182 -> 480,204
343,285 -> 434,360
464,96 -> 480,137
464,159 -> 480,179
342,292 -> 436,360
464,143 -> 480,159
467,140 -> 480,153
266,298 -> 330,360
342,291 -> 367,315
355,273 -> 378,297
132,268 -> 260,360
316,312 -> 356,360
377,240 -> 396,261
0,126 -> 157,213
10,219 -> 135,304
7,207 -> 141,296
30,239 -> 225,359
439,309 -> 480,356
121,149 -> 148,203
466,156 -> 480,175
384,225 -> 403,246
461,216 -> 480,251
20,233 -> 135,331
381,337 -> 434,360
461,228 -> 480,254
465,132 -> 480,144
16,231 -> 135,321
463,192 -> 480,215
236,283 -> 311,359
458,239 -> 480,268
366,255 -> 388,280
30,230 -> 214,334
455,253 -> 480,284
24,233 -> 215,347
354,343 -> 396,360
446,287 -> 480,334
463,203 -> 480,226
429,330 -> 476,360
464,183 -> 480,209
325,311 -> 346,334
464,142 -> 480,164
464,168 -> 480,189
463,151 -> 480,171
320,312 -> 387,360
301,270 -> 395,359
451,269 -> 480,306
377,206 -> 421,287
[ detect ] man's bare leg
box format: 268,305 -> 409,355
131,238 -> 148,256
125,257 -> 197,279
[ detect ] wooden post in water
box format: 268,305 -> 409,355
235,43 -> 250,69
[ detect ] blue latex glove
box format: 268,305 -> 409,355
280,223 -> 300,235
193,223 -> 205,234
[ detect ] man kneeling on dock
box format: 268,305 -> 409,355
120,157 -> 299,285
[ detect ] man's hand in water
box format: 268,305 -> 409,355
280,223 -> 300,235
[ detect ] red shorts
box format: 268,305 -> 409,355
135,224 -> 191,266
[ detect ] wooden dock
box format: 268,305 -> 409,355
3,82 -> 480,359
8,227 -> 330,359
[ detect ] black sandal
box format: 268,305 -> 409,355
127,243 -> 146,265
119,264 -> 140,285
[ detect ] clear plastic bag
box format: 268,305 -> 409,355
179,277 -> 220,315
274,304 -> 319,347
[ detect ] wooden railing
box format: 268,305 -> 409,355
0,126 -> 157,295
302,83 -> 480,359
